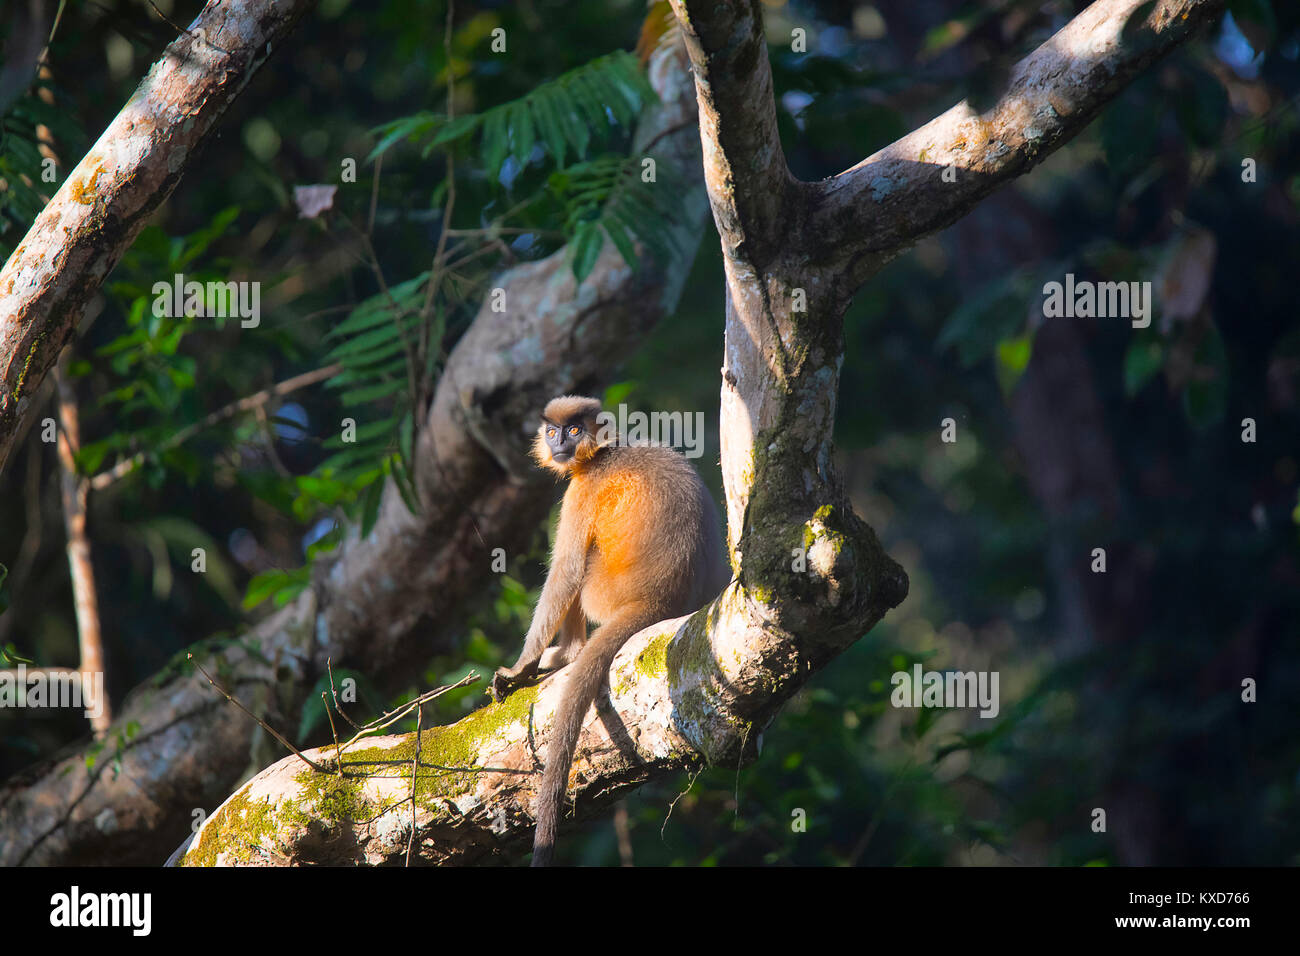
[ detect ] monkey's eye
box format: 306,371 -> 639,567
546,427 -> 556,438
568,426 -> 580,437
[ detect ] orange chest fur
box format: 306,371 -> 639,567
567,468 -> 648,580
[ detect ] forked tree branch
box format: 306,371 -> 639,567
810,0 -> 1226,288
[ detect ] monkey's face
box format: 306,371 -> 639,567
542,419 -> 586,465
534,395 -> 605,474
535,417 -> 600,473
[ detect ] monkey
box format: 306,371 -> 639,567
490,395 -> 728,866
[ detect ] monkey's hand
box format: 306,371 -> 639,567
490,662 -> 540,703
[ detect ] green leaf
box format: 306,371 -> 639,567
360,477 -> 384,538
994,333 -> 1034,396
74,439 -> 112,476
429,114 -> 482,148
398,410 -> 414,464
1123,337 -> 1165,396
329,339 -> 409,370
318,445 -> 384,474
340,378 -> 408,404
361,53 -> 648,174
295,474 -> 350,502
95,327 -> 149,357
482,106 -> 510,178
326,358 -> 409,387
321,417 -> 396,449
367,112 -> 441,163
325,274 -> 429,340
273,579 -> 309,607
570,220 -> 604,281
508,100 -> 536,167
531,88 -> 569,167
326,320 -> 416,359
602,218 -> 638,270
1,640 -> 33,665
242,567 -> 309,610
306,526 -> 342,560
566,71 -> 611,131
553,90 -> 590,161
602,381 -> 637,407
175,206 -> 240,269
608,204 -> 661,263
388,452 -> 420,515
324,301 -> 391,340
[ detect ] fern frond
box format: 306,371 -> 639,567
547,153 -> 684,281
315,273 -> 442,489
369,51 -> 656,177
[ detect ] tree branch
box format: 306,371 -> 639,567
668,0 -> 794,269
88,363 -> 342,491
54,349 -> 111,735
0,0 -> 321,477
809,0 -> 1226,289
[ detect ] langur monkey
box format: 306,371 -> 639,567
491,395 -> 728,866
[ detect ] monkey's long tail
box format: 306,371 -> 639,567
531,618 -> 645,867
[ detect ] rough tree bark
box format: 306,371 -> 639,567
178,0 -> 1224,865
0,23 -> 709,865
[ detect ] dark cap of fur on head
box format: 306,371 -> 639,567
542,395 -> 602,425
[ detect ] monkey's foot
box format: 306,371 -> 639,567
490,666 -> 540,703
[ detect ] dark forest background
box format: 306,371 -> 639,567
1,0 -> 1297,865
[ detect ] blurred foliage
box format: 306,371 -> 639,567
0,0 -> 1298,867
